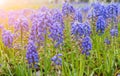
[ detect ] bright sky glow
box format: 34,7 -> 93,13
0,0 -> 49,10
0,0 -> 5,5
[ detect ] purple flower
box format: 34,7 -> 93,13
92,2 -> 106,17
62,2 -> 75,16
26,40 -> 39,68
14,15 -> 29,32
118,5 -> 120,16
83,21 -> 91,36
96,16 -> 106,34
52,9 -> 63,23
29,7 -> 53,47
8,11 -> 18,26
51,53 -> 62,65
71,21 -> 91,38
82,36 -> 92,56
49,9 -> 64,47
81,6 -> 90,13
106,3 -> 118,18
71,22 -> 84,38
2,30 -> 13,48
49,22 -> 64,47
74,8 -> 82,22
110,26 -> 118,37
104,38 -> 110,45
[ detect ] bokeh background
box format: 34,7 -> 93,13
0,0 -> 120,10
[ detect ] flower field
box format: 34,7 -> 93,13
0,1 -> 120,76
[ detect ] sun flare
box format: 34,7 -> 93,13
0,0 -> 5,5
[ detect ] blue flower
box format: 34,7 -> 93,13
49,22 -> 64,48
62,2 -> 75,16
52,9 -> 64,23
71,22 -> 84,38
71,21 -> 91,38
118,5 -> 120,16
8,11 -> 18,26
51,53 -> 62,65
74,8 -> 82,22
83,21 -> 91,36
110,26 -> 118,37
2,30 -> 13,48
49,9 -> 64,48
26,40 -> 39,68
92,2 -> 106,17
14,15 -> 29,32
29,7 -> 53,47
96,16 -> 106,34
82,36 -> 92,56
81,6 -> 90,13
106,3 -> 118,18
104,38 -> 110,45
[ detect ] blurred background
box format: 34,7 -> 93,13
0,0 -> 120,10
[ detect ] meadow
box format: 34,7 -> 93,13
0,1 -> 120,76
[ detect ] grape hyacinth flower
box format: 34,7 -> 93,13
96,16 -> 106,34
81,6 -> 90,13
71,21 -> 84,39
52,9 -> 64,23
2,30 -> 13,48
49,9 -> 64,47
82,36 -> 92,56
74,8 -> 82,22
83,21 -> 91,36
26,40 -> 39,68
14,15 -> 29,32
106,3 -> 118,18
104,38 -> 110,45
71,21 -> 91,39
51,53 -> 62,65
30,7 -> 53,47
92,2 -> 106,17
110,26 -> 118,37
8,11 -> 18,26
62,1 -> 75,16
49,22 -> 64,48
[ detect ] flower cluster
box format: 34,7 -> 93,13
51,53 -> 62,65
82,36 -> 92,56
83,21 -> 91,36
96,16 -> 106,34
49,9 -> 64,47
92,2 -> 106,17
81,6 -> 90,13
52,9 -> 64,23
14,15 -> 29,32
74,8 -> 82,22
62,1 -> 75,16
71,22 -> 84,39
71,21 -> 91,39
8,11 -> 18,26
29,7 -> 53,46
26,40 -> 39,68
110,26 -> 118,37
2,30 -> 13,48
106,3 -> 118,18
104,38 -> 110,45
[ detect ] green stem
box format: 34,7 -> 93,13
21,25 -> 23,48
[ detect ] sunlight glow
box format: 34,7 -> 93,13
0,0 -> 5,5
